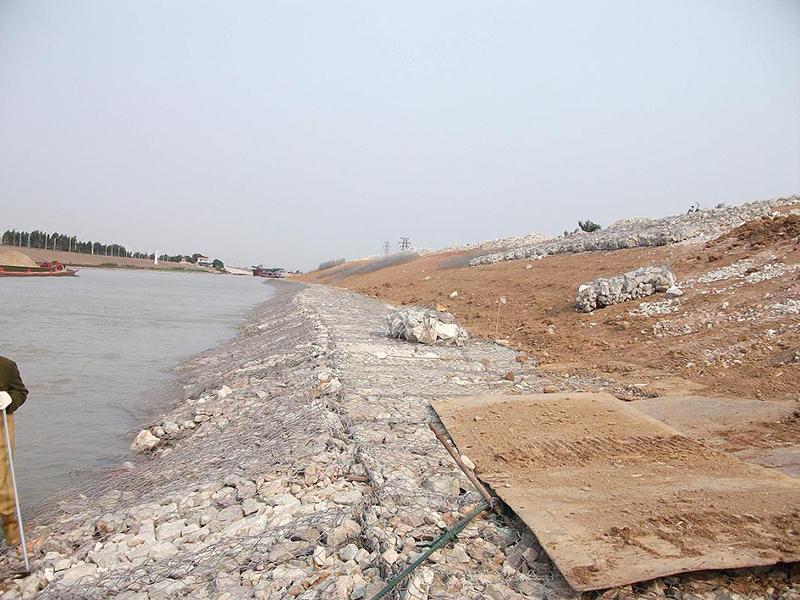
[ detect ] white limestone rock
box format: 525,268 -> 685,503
217,505 -> 245,522
58,562 -> 98,587
155,519 -> 186,542
575,265 -> 676,312
666,285 -> 684,298
130,429 -> 160,453
404,567 -> 434,600
387,308 -> 469,346
422,475 -> 461,497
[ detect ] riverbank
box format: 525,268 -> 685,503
7,247 -> 215,273
3,280 -> 795,599
2,268 -> 273,503
301,197 -> 800,403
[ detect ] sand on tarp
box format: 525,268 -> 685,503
431,392 -> 800,591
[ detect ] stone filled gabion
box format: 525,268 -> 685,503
7,283 -> 794,600
387,307 -> 469,346
575,265 -> 676,313
469,195 -> 799,266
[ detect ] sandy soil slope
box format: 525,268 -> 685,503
301,214 -> 800,404
16,247 -> 211,271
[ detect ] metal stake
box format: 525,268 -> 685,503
3,408 -> 29,572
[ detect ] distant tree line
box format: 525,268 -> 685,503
1,229 -> 141,257
1,229 -> 224,269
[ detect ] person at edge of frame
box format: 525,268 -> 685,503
0,356 -> 28,554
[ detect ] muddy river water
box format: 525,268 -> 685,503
0,268 -> 272,503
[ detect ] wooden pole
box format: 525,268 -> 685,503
429,422 -> 499,511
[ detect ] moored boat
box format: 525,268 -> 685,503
252,265 -> 285,278
0,248 -> 79,277
0,268 -> 78,277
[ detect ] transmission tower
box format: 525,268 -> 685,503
399,237 -> 411,251
383,241 -> 391,255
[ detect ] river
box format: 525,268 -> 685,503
0,268 -> 273,504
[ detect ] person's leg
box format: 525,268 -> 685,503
0,414 -> 20,547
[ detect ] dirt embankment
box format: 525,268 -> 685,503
14,247 -> 211,271
301,214 -> 800,403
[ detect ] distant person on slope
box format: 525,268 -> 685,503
0,356 -> 28,550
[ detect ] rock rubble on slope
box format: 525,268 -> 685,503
470,195 -> 799,266
575,266 -> 676,313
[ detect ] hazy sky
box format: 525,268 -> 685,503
1,1 -> 798,270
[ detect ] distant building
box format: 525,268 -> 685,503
195,255 -> 212,267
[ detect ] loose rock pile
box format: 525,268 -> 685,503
575,266 -> 675,313
387,308 -> 469,346
470,195 -> 799,266
440,232 -> 552,254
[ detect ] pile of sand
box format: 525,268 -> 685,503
0,247 -> 39,268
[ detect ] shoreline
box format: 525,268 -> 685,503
2,247 -> 225,274
26,278 -> 287,511
299,197 -> 800,403
3,268 -> 275,505
2,281 -> 794,599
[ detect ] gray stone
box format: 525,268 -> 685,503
149,540 -> 178,560
269,493 -> 300,508
331,489 -> 363,506
422,475 -> 461,496
242,497 -> 261,516
217,505 -> 245,522
338,543 -> 359,562
53,558 -> 72,572
236,479 -> 257,500
148,578 -> 187,599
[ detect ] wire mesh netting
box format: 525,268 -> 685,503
6,283 -> 777,599
12,284 -> 380,598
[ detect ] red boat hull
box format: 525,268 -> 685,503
0,269 -> 78,277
